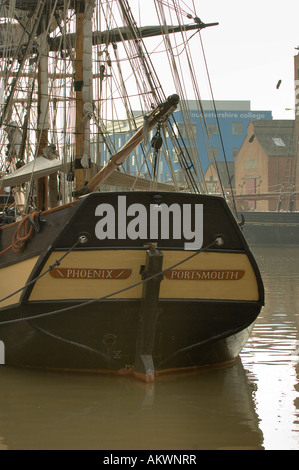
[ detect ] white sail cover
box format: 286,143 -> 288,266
1,156 -> 176,191
1,157 -> 62,187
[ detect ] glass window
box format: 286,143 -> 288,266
272,137 -> 285,147
177,122 -> 197,139
207,123 -> 219,135
232,122 -> 243,135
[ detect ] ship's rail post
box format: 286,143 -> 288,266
134,244 -> 164,382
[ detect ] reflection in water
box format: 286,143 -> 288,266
0,359 -> 263,450
241,247 -> 299,450
0,247 -> 298,450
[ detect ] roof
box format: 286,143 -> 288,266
205,161 -> 235,187
250,120 -> 295,157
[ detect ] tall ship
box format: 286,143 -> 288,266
0,0 -> 264,381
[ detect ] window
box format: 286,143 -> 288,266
177,122 -> 197,139
232,122 -> 243,135
207,123 -> 219,135
172,147 -> 179,163
272,137 -> 285,147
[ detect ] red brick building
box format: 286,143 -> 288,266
234,120 -> 297,211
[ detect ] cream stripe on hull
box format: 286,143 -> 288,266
26,250 -> 259,302
0,256 -> 39,308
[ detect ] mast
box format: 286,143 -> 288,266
74,0 -> 94,193
36,14 -> 49,211
74,0 -> 85,191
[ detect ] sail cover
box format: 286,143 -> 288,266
1,157 -> 62,187
1,156 -> 176,191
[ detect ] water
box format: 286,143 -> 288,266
0,247 -> 298,451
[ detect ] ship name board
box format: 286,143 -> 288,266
50,268 -> 132,279
165,269 -> 245,280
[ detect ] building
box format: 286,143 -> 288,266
96,100 -> 272,185
204,161 -> 234,195
172,100 -> 272,177
234,120 -> 297,211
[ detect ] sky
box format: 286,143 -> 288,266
132,0 -> 299,120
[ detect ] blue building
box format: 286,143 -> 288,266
172,100 -> 272,177
96,100 -> 272,185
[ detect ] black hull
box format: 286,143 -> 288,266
240,211 -> 299,246
0,299 -> 259,374
0,192 -> 264,380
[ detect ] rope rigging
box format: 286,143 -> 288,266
0,1 -> 227,211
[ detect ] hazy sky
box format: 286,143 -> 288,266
133,0 -> 299,119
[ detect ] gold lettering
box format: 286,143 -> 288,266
201,271 -> 210,280
50,268 -> 132,280
230,271 -> 239,280
165,269 -> 245,281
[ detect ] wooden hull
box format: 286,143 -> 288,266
0,192 -> 264,380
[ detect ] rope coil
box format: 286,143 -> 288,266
0,212 -> 39,256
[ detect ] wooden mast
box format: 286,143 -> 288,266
74,1 -> 85,191
74,0 -> 92,192
36,15 -> 49,211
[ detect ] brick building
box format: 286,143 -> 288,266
204,161 -> 234,195
234,120 -> 297,211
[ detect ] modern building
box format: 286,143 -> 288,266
95,100 -> 272,186
172,100 -> 272,176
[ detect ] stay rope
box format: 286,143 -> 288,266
0,239 -> 81,304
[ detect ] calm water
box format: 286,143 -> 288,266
0,246 -> 298,451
